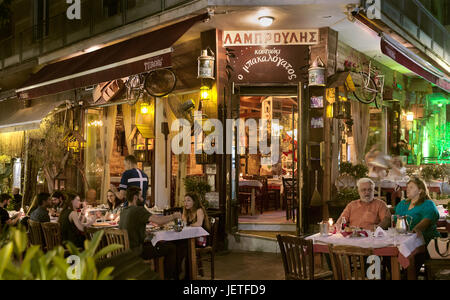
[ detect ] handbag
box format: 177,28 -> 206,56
427,237 -> 450,259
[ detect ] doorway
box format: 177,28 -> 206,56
230,85 -> 302,230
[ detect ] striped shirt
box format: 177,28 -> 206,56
119,168 -> 149,202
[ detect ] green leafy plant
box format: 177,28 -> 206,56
334,188 -> 360,205
420,165 -> 447,181
183,175 -> 212,208
339,162 -> 368,180
0,226 -> 122,280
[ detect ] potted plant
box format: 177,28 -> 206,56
0,226 -> 121,280
183,175 -> 212,209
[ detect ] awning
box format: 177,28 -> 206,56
16,13 -> 209,100
381,33 -> 450,92
0,98 -> 64,133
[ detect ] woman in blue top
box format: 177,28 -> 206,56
395,176 -> 440,275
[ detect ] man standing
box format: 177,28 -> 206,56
111,155 -> 149,206
11,188 -> 22,212
30,192 -> 52,223
337,178 -> 391,230
0,194 -> 22,227
119,186 -> 180,279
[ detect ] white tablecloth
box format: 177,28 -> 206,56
239,179 -> 263,188
147,226 -> 209,246
306,231 -> 424,260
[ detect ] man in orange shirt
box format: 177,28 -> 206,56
337,178 -> 391,230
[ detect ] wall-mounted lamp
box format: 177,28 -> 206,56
198,49 -> 215,80
200,85 -> 211,101
406,112 -> 414,121
140,102 -> 150,114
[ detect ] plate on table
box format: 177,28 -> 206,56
91,222 -> 117,228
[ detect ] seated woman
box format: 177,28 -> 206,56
106,189 -> 123,221
59,192 -> 96,249
394,176 -> 440,273
176,193 -> 211,279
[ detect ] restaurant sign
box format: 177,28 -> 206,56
223,30 -> 319,46
226,45 -> 309,84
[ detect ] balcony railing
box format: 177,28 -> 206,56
0,0 -> 196,70
380,0 -> 449,65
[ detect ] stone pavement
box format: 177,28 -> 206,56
198,250 -> 285,280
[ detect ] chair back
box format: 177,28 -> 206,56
276,234 -> 315,280
104,229 -> 130,257
41,222 -> 62,251
282,177 -> 297,194
28,219 -> 45,249
209,217 -> 219,251
328,245 -> 374,280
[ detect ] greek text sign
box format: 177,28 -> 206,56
226,46 -> 309,83
223,30 -> 319,46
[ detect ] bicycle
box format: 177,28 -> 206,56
351,60 -> 385,108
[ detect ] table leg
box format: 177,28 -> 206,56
391,256 -> 400,280
188,238 -> 198,280
407,255 -> 417,280
251,188 -> 256,216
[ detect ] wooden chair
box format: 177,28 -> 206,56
85,227 -> 109,260
196,217 -> 219,279
282,177 -> 297,221
276,234 -> 332,280
238,186 -> 253,215
41,222 -> 62,251
328,245 -> 374,280
27,219 -> 46,250
104,229 -> 130,257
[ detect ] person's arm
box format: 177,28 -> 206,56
336,203 -> 351,228
6,213 -> 20,226
377,204 -> 392,229
189,209 -> 205,227
149,212 -> 181,226
413,218 -> 432,235
413,201 -> 439,235
69,211 -> 95,232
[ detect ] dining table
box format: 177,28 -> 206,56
305,230 -> 425,280
239,179 -> 263,216
146,225 -> 209,280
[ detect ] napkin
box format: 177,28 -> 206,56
374,226 -> 387,238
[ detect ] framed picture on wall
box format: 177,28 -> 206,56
311,117 -> 324,128
310,96 -> 324,108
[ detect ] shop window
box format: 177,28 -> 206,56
85,109 -> 104,199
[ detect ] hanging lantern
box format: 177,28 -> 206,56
309,57 -> 326,87
198,49 -> 215,80
200,85 -> 211,101
37,168 -> 45,185
140,102 -> 150,114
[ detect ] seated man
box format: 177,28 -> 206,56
30,192 -> 52,223
0,194 -> 22,227
119,186 -> 181,280
337,178 -> 391,230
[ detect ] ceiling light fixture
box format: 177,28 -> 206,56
258,16 -> 274,27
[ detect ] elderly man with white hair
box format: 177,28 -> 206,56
336,178 -> 391,230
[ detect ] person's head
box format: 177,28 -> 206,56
0,194 -> 12,207
12,188 -> 20,195
183,193 -> 202,212
407,176 -> 430,203
51,191 -> 65,207
62,192 -> 81,211
356,178 -> 375,203
107,190 -> 120,209
124,155 -> 137,170
37,192 -> 52,208
392,156 -> 403,168
126,186 -> 142,206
